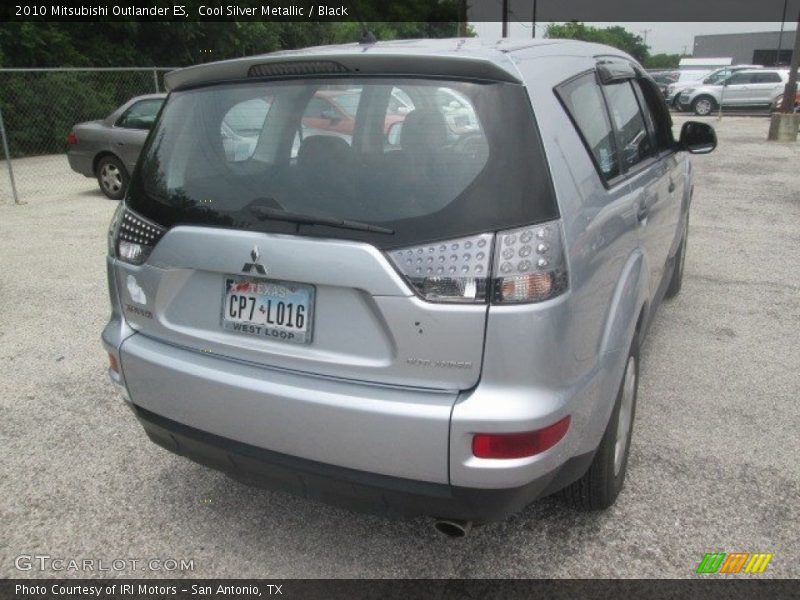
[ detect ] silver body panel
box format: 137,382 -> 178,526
105,39 -> 693,496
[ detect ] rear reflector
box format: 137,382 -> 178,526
472,416 -> 571,459
67,132 -> 78,145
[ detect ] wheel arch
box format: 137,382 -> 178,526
692,94 -> 717,112
598,249 -> 650,358
93,151 -> 126,176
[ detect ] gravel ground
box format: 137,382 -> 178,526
0,154 -> 97,204
1,117 -> 798,579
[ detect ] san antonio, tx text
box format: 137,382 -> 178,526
16,584 -> 280,597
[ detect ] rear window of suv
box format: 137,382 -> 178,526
127,77 -> 557,249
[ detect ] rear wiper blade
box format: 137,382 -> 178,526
250,206 -> 394,235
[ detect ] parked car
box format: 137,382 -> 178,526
102,39 -> 715,533
664,70 -> 713,107
67,94 -> 166,199
678,69 -> 790,115
301,89 -> 406,139
647,69 -> 679,95
665,65 -> 761,109
770,90 -> 800,113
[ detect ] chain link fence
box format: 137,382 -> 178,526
0,68 -> 175,204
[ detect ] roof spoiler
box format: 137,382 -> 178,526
164,53 -> 522,91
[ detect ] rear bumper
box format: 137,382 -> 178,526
67,150 -> 94,177
135,403 -> 593,521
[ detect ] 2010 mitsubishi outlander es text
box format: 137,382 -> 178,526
102,38 -> 716,534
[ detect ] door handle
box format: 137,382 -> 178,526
637,203 -> 649,222
668,179 -> 676,193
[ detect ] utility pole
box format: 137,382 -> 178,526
501,0 -> 509,38
532,0 -> 537,38
767,8 -> 799,140
780,10 -> 799,114
641,28 -> 652,46
776,0 -> 789,65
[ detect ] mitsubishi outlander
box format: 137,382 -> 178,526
102,39 -> 716,533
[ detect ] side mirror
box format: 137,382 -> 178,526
678,121 -> 717,154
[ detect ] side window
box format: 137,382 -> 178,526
297,88 -> 362,146
604,81 -> 653,169
116,99 -> 163,130
753,72 -> 782,83
221,98 -> 271,162
727,72 -> 755,85
556,72 -> 620,181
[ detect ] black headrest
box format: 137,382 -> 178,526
399,109 -> 448,151
297,135 -> 351,171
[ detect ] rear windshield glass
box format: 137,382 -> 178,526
128,77 -> 557,249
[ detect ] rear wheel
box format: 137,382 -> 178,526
692,96 -> 716,117
562,341 -> 639,510
96,155 -> 128,200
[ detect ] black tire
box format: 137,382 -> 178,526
665,217 -> 689,299
96,155 -> 129,200
562,340 -> 639,510
692,95 -> 716,117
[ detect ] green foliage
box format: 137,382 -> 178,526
645,53 -> 683,69
545,22 -> 649,64
0,19 -> 465,68
0,16 -> 470,157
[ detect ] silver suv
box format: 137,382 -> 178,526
678,69 -> 790,115
102,39 -> 716,533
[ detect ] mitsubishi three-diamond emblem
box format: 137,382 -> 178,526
242,245 -> 267,275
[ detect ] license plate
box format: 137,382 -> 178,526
222,276 -> 314,344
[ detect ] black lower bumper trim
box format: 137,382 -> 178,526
133,405 -> 594,522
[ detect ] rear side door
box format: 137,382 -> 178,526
635,76 -> 686,280
720,72 -> 756,106
749,71 -> 785,106
112,99 -> 163,172
601,76 -> 673,296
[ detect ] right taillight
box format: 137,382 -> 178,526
491,220 -> 568,304
386,219 -> 567,305
388,233 -> 494,303
67,132 -> 78,145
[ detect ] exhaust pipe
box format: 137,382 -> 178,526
433,519 -> 473,538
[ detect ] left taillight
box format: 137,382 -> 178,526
108,203 -> 166,265
67,131 -> 78,145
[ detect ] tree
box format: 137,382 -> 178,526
545,22 -> 649,64
645,53 -> 683,69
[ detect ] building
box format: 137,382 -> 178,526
693,31 -> 796,67
678,57 -> 733,71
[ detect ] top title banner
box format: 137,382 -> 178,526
3,0 -> 799,22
